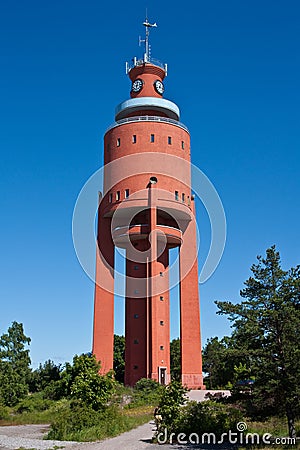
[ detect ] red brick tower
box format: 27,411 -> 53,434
93,19 -> 205,389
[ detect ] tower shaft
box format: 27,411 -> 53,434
93,40 -> 205,388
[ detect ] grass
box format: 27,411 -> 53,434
237,417 -> 300,449
56,410 -> 152,442
247,416 -> 300,437
0,389 -> 156,442
0,398 -> 69,426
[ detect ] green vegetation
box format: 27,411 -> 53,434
0,345 -> 158,441
216,246 -> 300,438
48,403 -> 151,441
170,338 -> 181,381
155,380 -> 243,442
128,377 -> 163,407
113,334 -> 125,383
0,246 -> 299,445
0,321 -> 31,406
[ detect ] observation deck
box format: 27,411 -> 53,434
106,115 -> 189,134
115,97 -> 180,121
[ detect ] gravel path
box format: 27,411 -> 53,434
0,422 -> 156,450
0,424 -> 81,450
0,391 -> 232,450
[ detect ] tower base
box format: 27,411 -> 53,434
182,373 -> 206,390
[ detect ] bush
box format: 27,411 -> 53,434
180,400 -> 243,438
134,378 -> 160,392
47,401 -> 151,441
42,380 -> 65,401
15,394 -> 53,413
129,378 -> 162,407
48,401 -> 101,440
0,403 -> 10,420
156,381 -> 188,434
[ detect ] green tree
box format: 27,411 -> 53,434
170,338 -> 181,382
202,336 -> 248,389
216,246 -> 300,438
29,359 -> 61,393
157,381 -> 188,436
202,337 -> 229,388
113,335 -> 125,383
63,353 -> 115,410
0,322 -> 31,406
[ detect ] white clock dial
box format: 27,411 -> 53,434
131,79 -> 144,93
154,80 -> 164,95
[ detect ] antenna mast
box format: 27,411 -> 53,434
139,16 -> 157,63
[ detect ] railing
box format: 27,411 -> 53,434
113,224 -> 181,233
126,57 -> 167,73
106,115 -> 189,133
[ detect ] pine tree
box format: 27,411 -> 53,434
0,322 -> 31,406
216,246 -> 300,438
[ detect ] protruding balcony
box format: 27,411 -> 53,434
106,115 -> 189,134
115,98 -> 180,121
112,224 -> 182,249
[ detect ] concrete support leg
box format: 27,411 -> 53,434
179,213 -> 205,389
93,216 -> 114,375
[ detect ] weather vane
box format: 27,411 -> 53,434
139,16 -> 157,63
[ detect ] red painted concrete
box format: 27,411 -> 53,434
129,63 -> 165,99
93,62 -> 205,389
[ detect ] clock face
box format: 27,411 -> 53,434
131,78 -> 144,93
154,80 -> 164,95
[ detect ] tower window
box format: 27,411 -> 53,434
160,321 -> 164,326
181,141 -> 185,149
175,191 -> 179,201
116,191 -> 120,201
117,138 -> 120,147
134,265 -> 139,270
134,339 -> 139,344
132,135 -> 137,143
168,136 -> 172,145
160,296 -> 164,301
107,143 -> 110,151
182,193 -> 185,202
134,314 -> 139,319
150,134 -> 155,143
160,272 -> 163,277
133,365 -> 138,370
134,289 -> 139,294
160,345 -> 164,350
125,189 -> 130,198
109,193 -> 113,203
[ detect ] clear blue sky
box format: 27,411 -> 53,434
0,0 -> 299,368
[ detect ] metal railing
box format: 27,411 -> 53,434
126,57 -> 167,73
106,115 -> 189,133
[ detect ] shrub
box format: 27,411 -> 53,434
15,394 -> 53,413
42,380 -> 65,401
135,378 -> 160,392
180,400 -> 243,438
47,402 -> 151,441
129,378 -> 162,407
156,381 -> 188,434
0,403 -> 10,420
48,401 -> 101,440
